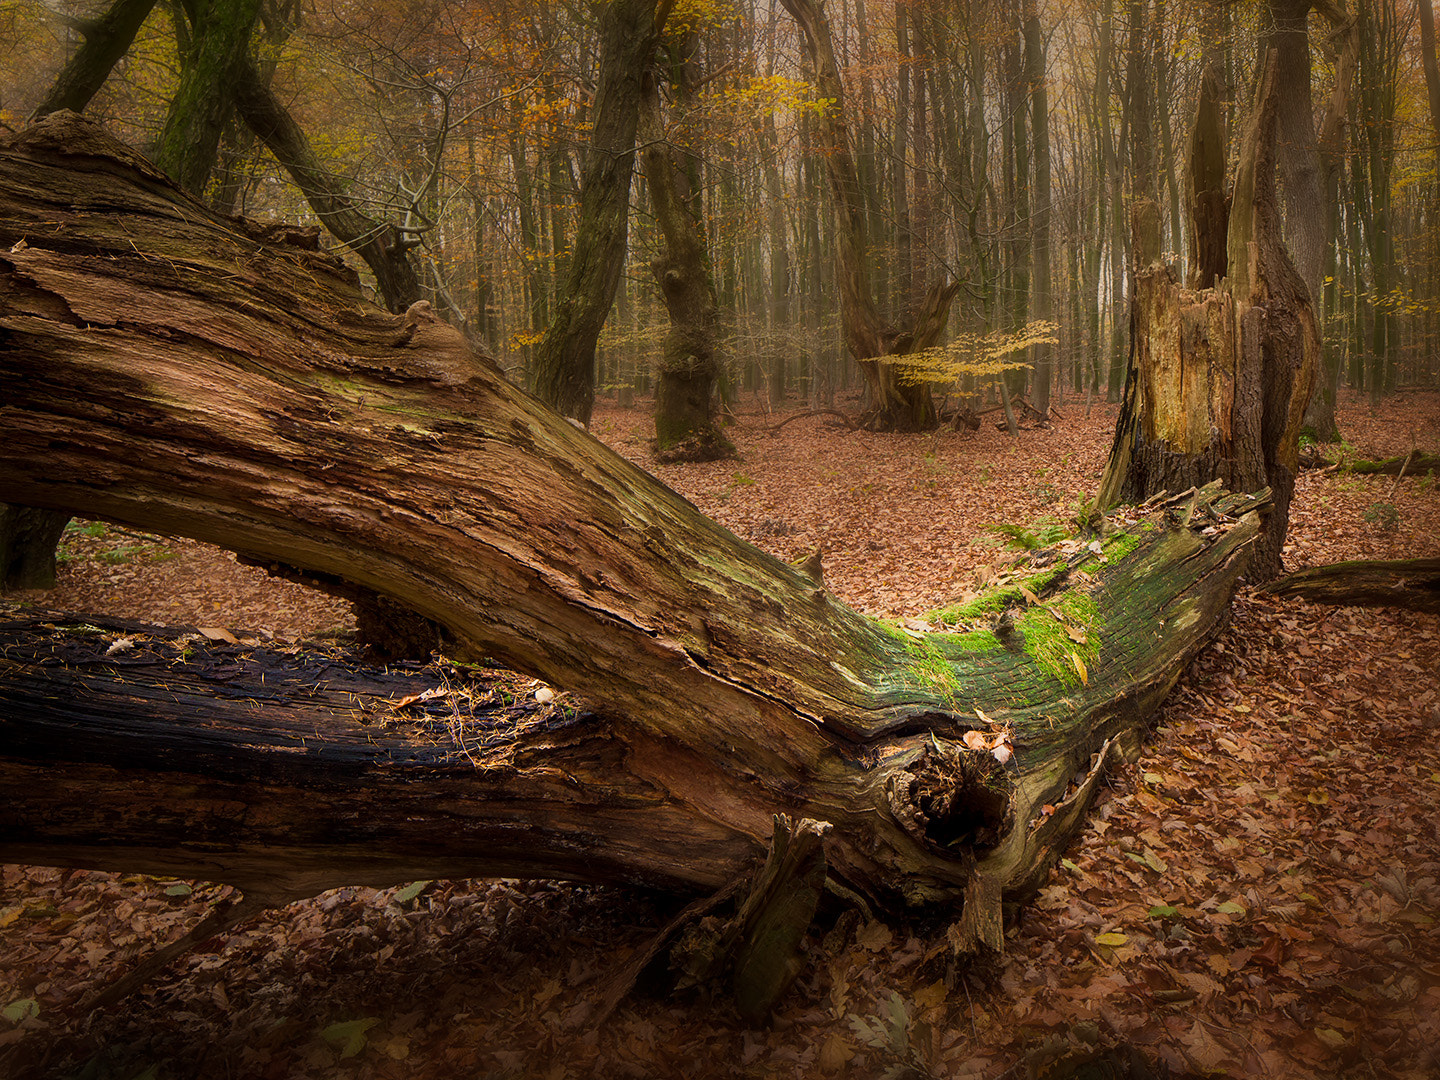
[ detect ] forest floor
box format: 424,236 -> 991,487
1,389 -> 1438,1080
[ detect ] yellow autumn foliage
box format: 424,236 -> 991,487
890,320 -> 1059,387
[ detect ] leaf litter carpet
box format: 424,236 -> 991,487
1,391 -> 1437,1079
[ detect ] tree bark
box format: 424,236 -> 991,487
531,0 -> 663,425
1099,51 -> 1319,582
152,0 -> 264,197
0,506 -> 70,590
1,113 -> 1265,919
1301,0 -> 1360,441
31,0 -> 160,120
1185,61 -> 1228,289
1023,0 -> 1054,417
639,50 -> 731,462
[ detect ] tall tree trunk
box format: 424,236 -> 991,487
1420,0 -> 1440,140
1152,0 -> 1183,254
152,0 -> 264,198
1265,0 -> 1343,441
1357,0 -> 1399,404
1099,0 -> 1128,400
1002,28 -> 1030,404
508,119 -> 547,375
2,113 -> 1266,927
1024,0 -> 1054,417
640,54 -> 732,462
780,0 -> 958,432
531,0 -> 663,425
763,8 -> 792,407
894,1 -> 914,317
1307,0 -> 1359,441
1099,50 -> 1319,582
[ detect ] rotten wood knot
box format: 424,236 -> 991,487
386,301 -> 488,387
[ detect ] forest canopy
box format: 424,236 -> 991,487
2,0 -> 1437,426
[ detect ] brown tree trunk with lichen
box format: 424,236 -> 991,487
1099,51 -> 1318,582
640,54 -> 732,463
2,116 -> 1265,946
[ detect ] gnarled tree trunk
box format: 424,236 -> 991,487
778,0 -> 959,432
1,114 -> 1263,930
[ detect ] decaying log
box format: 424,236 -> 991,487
1347,451 -> 1439,477
1259,558 -> 1440,614
2,114 -> 1265,929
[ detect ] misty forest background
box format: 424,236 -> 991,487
4,0 -> 1439,433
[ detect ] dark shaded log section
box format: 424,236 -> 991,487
0,616 -> 723,903
1,114 -> 1265,926
1348,452 -> 1439,477
1259,558 -> 1440,614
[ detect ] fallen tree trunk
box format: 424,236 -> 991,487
0,114 -> 1263,924
1346,452 -> 1438,477
1259,558 -> 1440,614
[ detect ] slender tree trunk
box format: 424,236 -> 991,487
1152,0 -> 1182,254
1307,1 -> 1358,440
895,1 -> 914,316
1003,29 -> 1030,403
1099,0 -> 1127,400
508,119 -> 547,374
1024,0 -> 1053,417
31,0 -> 159,119
532,0 -> 663,425
640,53 -> 732,462
231,60 -> 422,313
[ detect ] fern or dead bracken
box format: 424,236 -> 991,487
1,389 -> 1436,1078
